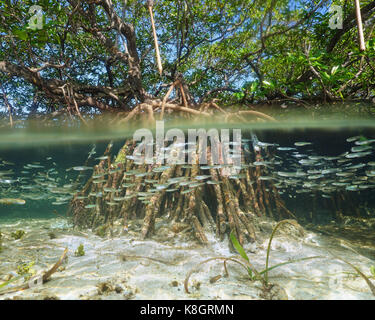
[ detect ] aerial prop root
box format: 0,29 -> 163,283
117,99 -> 277,124
70,138 -> 293,245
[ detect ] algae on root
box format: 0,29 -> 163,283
11,230 -> 25,240
48,232 -> 57,239
95,224 -> 110,238
16,261 -> 36,281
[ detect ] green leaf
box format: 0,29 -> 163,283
367,39 -> 375,51
321,71 -> 330,80
370,266 -> 375,277
338,91 -> 344,101
233,91 -> 245,100
250,81 -> 258,92
0,275 -> 23,290
230,231 -> 253,279
230,231 -> 249,262
262,80 -> 272,87
259,256 -> 323,275
13,29 -> 28,41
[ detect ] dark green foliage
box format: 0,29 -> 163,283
1,0 -> 374,121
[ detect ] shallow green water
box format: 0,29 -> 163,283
1,119 -> 375,220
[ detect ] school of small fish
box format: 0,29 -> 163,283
0,134 -> 374,208
251,134 -> 375,199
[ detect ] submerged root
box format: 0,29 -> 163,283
184,256 -> 257,294
0,248 -> 68,296
69,135 -> 293,245
327,250 -> 375,296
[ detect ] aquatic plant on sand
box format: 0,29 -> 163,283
327,250 -> 375,296
0,248 -> 68,296
184,220 -> 323,298
183,219 -> 375,298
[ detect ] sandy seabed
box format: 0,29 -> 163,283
0,216 -> 374,300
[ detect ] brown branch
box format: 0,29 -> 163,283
179,82 -> 189,109
0,84 -> 13,127
238,110 -> 277,122
1,60 -> 122,112
29,62 -> 68,73
160,81 -> 177,120
199,87 -> 241,104
68,85 -> 89,126
337,56 -> 365,94
303,43 -> 335,101
84,0 -> 148,101
209,102 -> 228,114
161,102 -> 210,116
262,0 -> 327,41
